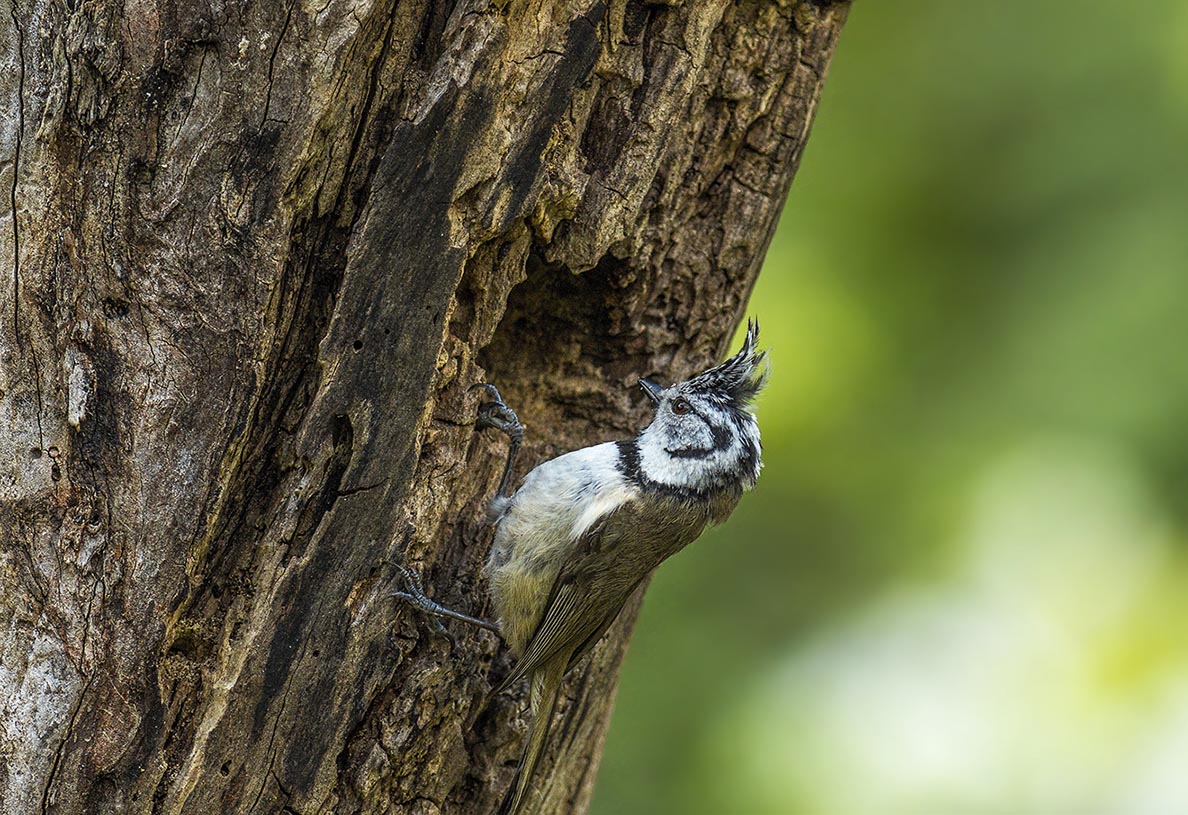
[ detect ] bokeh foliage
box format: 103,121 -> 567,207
594,2 -> 1188,813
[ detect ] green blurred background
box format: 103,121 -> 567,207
593,2 -> 1188,814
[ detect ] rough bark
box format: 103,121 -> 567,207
0,1 -> 848,813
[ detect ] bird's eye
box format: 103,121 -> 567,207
671,398 -> 692,415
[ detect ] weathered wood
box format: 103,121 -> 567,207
0,1 -> 848,813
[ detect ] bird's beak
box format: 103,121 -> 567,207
639,378 -> 664,404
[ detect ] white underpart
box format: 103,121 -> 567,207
492,442 -> 637,559
570,485 -> 633,539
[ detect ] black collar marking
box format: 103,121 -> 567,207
616,440 -> 711,502
615,438 -> 751,502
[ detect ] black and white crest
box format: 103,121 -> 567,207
682,319 -> 768,409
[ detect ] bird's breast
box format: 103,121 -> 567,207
484,442 -> 636,653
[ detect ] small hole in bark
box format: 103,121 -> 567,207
353,340 -> 363,352
30,447 -> 41,459
103,298 -> 130,318
51,463 -> 62,481
211,584 -> 223,598
168,630 -> 202,657
312,648 -> 320,658
383,328 -> 390,336
219,762 -> 230,777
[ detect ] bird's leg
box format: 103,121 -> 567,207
470,383 -> 523,499
390,565 -> 501,635
387,385 -> 521,640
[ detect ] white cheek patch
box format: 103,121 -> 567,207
665,418 -> 714,452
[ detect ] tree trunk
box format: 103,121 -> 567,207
0,1 -> 848,813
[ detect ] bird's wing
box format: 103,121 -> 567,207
491,509 -> 632,695
494,498 -> 706,695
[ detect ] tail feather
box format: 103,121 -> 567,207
497,659 -> 567,815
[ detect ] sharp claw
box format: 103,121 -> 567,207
429,617 -> 451,641
390,565 -> 425,606
389,562 -> 498,640
391,568 -> 448,640
471,383 -> 523,439
477,405 -> 519,431
395,565 -> 422,593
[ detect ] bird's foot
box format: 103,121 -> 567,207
470,384 -> 523,443
390,564 -> 501,637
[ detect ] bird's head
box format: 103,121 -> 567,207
633,320 -> 768,495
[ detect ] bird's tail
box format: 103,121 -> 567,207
497,658 -> 567,815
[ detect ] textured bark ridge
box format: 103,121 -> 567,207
0,2 -> 847,813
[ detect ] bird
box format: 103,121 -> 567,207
393,320 -> 767,815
